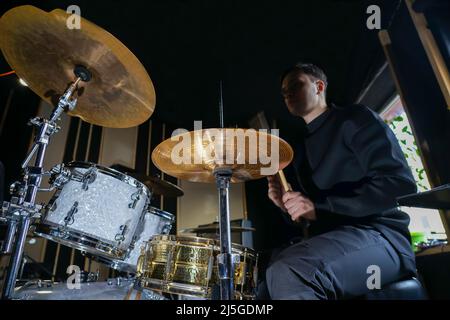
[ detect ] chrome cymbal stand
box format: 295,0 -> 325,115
1,74 -> 85,299
213,82 -> 239,300
214,166 -> 235,300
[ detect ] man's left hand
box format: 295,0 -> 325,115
282,191 -> 317,222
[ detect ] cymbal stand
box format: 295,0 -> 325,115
214,166 -> 236,300
0,76 -> 82,299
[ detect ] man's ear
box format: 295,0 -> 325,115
316,80 -> 326,95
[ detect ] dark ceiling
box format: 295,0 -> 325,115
0,0 -> 399,131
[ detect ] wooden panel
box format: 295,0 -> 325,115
177,180 -> 245,232
98,126 -> 138,169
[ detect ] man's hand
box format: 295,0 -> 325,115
267,175 -> 317,222
267,175 -> 287,212
282,191 -> 317,222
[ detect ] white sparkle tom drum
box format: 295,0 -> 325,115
35,162 -> 150,260
92,206 -> 175,273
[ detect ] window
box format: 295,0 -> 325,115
381,95 -> 447,242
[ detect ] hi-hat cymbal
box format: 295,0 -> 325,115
151,128 -> 293,183
0,5 -> 155,128
180,226 -> 256,234
129,174 -> 184,197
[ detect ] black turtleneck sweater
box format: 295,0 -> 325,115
282,103 -> 418,271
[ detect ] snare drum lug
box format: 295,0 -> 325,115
81,167 -> 97,191
115,224 -> 128,242
63,201 -> 79,227
161,223 -> 172,235
128,187 -> 143,209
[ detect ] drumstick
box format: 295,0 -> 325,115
278,170 -> 310,238
278,170 -> 291,192
251,112 -> 309,236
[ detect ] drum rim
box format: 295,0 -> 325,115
137,278 -> 255,300
86,253 -> 137,273
147,206 -> 175,222
34,224 -> 126,260
149,234 -> 257,255
65,161 -> 151,196
90,210 -> 176,273
150,234 -> 217,246
138,278 -> 211,298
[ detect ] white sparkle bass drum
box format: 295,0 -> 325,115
13,278 -> 167,300
35,162 -> 150,260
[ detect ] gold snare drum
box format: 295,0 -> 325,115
136,235 -> 258,299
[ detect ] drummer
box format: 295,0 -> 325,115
261,62 -> 418,299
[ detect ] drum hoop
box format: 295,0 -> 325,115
149,234 -> 256,256
65,161 -> 151,197
150,234 -> 217,247
137,278 -> 255,300
137,278 -> 210,299
34,224 -> 126,260
147,207 -> 175,222
85,254 -> 136,273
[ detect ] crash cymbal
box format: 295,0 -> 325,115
151,128 -> 293,183
180,226 -> 256,234
129,174 -> 184,197
0,5 -> 155,128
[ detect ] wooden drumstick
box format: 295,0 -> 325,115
278,170 -> 310,238
278,170 -> 291,192
251,112 -> 309,236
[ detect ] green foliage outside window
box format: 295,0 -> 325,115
387,113 -> 430,192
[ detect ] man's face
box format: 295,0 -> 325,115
281,71 -> 321,116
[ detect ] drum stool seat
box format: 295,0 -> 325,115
363,277 -> 427,300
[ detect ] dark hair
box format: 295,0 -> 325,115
280,62 -> 328,87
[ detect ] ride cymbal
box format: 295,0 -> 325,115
151,128 -> 293,183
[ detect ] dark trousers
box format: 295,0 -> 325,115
257,225 -> 414,300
